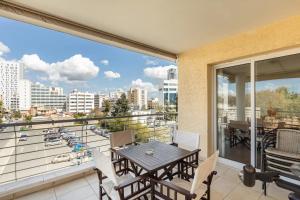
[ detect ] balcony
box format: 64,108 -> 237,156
3,162 -> 290,200
1,1 -> 300,199
0,114 -> 292,200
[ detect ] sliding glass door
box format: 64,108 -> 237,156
255,53 -> 300,168
216,63 -> 252,164
215,50 -> 300,167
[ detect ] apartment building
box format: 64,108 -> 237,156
67,90 -> 94,113
159,68 -> 178,109
0,60 -> 23,110
94,93 -> 108,109
19,79 -> 32,111
127,87 -> 148,110
31,82 -> 66,111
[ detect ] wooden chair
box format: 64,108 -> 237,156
172,131 -> 201,180
151,150 -> 219,200
93,149 -> 151,200
261,129 -> 300,195
110,130 -> 136,173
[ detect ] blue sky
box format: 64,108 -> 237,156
0,17 -> 176,96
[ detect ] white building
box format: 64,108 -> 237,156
67,90 -> 94,113
0,61 -> 23,110
94,93 -> 108,109
159,68 -> 178,109
19,80 -> 32,111
127,87 -> 148,110
31,82 -> 66,111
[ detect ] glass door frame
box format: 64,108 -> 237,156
212,47 -> 300,167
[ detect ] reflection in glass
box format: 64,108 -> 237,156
216,64 -> 251,164
255,54 -> 300,168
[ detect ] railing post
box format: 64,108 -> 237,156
153,118 -> 156,141
14,125 -> 17,181
85,120 -> 88,148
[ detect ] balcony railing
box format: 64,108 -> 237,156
0,113 -> 177,185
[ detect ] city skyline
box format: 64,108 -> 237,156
0,17 -> 176,97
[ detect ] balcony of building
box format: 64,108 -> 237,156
0,0 -> 300,200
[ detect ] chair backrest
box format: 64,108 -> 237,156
229,120 -> 249,132
190,150 -> 219,194
93,149 -> 119,185
110,130 -> 135,148
174,130 -> 200,151
277,122 -> 286,129
276,129 -> 300,153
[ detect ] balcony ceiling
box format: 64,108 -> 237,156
3,0 -> 300,57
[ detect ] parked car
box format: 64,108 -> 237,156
62,131 -> 76,140
72,143 -> 87,152
44,133 -> 60,141
68,139 -> 84,147
88,125 -> 97,130
66,136 -> 80,143
19,133 -> 28,141
58,127 -> 67,133
51,153 -> 74,163
45,138 -> 62,146
100,129 -> 110,138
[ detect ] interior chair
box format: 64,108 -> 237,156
93,149 -> 151,200
172,130 -> 201,180
151,150 -> 219,200
228,120 -> 250,148
261,129 -> 300,195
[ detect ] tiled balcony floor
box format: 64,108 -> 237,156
15,163 -> 291,200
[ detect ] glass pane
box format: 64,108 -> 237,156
255,53 -> 300,168
216,63 -> 251,164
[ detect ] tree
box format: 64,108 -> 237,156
25,115 -> 32,128
0,100 -> 3,114
89,108 -> 103,118
74,113 -> 85,119
103,100 -> 111,116
13,111 -> 21,119
25,115 -> 32,122
111,94 -> 130,117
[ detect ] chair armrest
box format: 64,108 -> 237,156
114,174 -> 149,190
151,178 -> 196,199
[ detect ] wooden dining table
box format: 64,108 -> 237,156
113,141 -> 198,180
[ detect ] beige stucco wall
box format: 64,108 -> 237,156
178,15 -> 300,158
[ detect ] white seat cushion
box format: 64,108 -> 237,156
101,174 -> 150,200
156,178 -> 206,200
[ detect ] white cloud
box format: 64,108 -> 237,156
145,59 -> 158,65
20,54 -> 99,84
20,54 -> 49,71
104,71 -> 120,79
131,79 -> 157,92
100,59 -> 109,65
0,42 -> 10,56
144,65 -> 177,79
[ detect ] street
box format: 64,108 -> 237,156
0,122 -> 110,184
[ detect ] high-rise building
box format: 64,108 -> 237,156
31,82 -> 66,111
19,80 -> 32,111
109,89 -> 124,100
0,61 -> 23,110
159,68 -> 178,110
127,87 -> 148,110
67,90 -> 94,113
167,68 -> 177,80
94,94 -> 108,109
